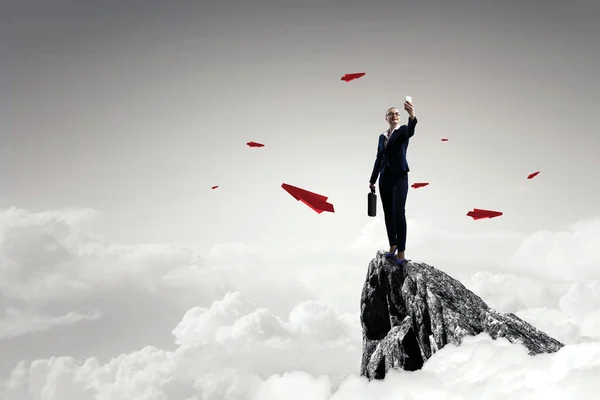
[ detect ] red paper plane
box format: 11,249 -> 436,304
527,171 -> 540,179
281,183 -> 335,214
211,185 -> 218,190
466,208 -> 503,220
411,182 -> 429,189
341,72 -> 366,82
441,138 -> 449,142
247,141 -> 264,147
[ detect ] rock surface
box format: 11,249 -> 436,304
360,251 -> 565,380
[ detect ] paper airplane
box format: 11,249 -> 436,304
281,183 -> 335,214
341,72 -> 366,82
466,208 -> 503,220
211,185 -> 218,190
246,141 -> 264,147
527,171 -> 540,179
411,182 -> 429,189
441,138 -> 449,142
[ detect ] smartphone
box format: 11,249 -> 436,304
405,96 -> 412,103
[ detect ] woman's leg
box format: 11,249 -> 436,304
392,175 -> 409,260
379,175 -> 397,253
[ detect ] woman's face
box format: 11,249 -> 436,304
385,108 -> 401,125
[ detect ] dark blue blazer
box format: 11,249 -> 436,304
369,116 -> 418,184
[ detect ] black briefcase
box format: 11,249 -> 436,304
368,189 -> 377,217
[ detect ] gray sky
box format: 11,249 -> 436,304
4,0 -> 600,251
2,1 -> 600,396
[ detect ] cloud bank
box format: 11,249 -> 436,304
1,207 -> 599,399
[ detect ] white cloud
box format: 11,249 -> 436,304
1,207 -> 600,398
0,309 -> 101,339
0,213 -> 202,304
513,308 -> 582,345
509,217 -> 600,281
559,280 -> 600,324
2,292 -> 600,399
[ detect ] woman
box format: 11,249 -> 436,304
368,100 -> 418,265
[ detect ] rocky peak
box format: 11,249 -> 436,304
360,251 -> 564,380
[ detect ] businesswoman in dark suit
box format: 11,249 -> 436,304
369,100 -> 417,265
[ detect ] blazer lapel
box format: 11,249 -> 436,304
387,126 -> 402,147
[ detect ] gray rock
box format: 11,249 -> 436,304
360,251 -> 564,380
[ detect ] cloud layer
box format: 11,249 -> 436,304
1,207 -> 599,399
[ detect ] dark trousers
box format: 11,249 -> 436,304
379,167 -> 409,251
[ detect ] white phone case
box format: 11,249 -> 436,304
405,96 -> 412,103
